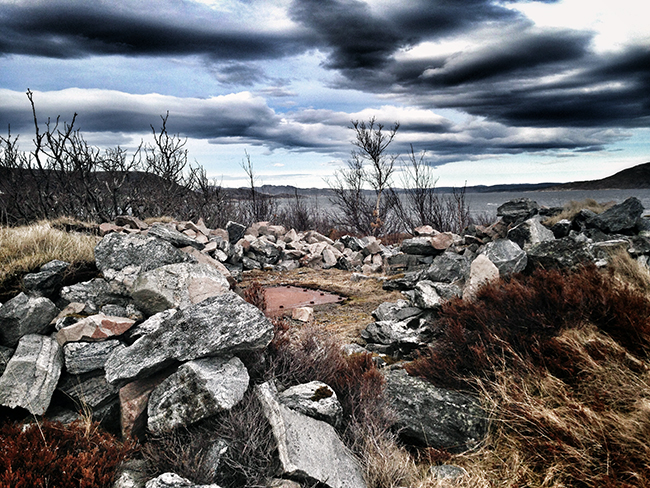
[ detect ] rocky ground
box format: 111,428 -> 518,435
1,196 -> 649,488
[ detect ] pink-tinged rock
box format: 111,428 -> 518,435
291,307 -> 314,322
99,223 -> 124,236
210,228 -> 229,240
115,215 -> 149,230
182,229 -> 197,238
430,232 -> 454,251
463,254 -> 500,301
56,314 -> 136,346
119,371 -> 170,439
203,240 -> 218,253
195,234 -> 209,244
186,219 -> 210,237
414,225 -> 436,236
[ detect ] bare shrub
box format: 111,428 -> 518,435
329,117 -> 401,236
396,146 -> 471,234
243,281 -> 267,313
239,151 -> 277,225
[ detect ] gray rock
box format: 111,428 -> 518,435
145,472 -> 221,488
497,198 -> 539,224
361,320 -> 423,355
94,233 -> 191,288
383,368 -> 486,452
481,239 -> 527,276
113,459 -> 148,488
586,197 -> 644,234
526,237 -> 595,271
0,345 -> 14,376
60,278 -> 130,314
22,259 -> 70,298
413,281 -> 443,310
429,465 -> 468,480
58,371 -> 119,409
279,381 -> 344,428
372,300 -> 422,323
551,219 -> 572,239
63,340 -> 126,374
127,309 -> 178,341
424,252 -> 470,283
105,292 -> 273,386
242,256 -> 262,270
249,237 -> 282,265
131,262 -> 230,316
148,223 -> 204,250
507,218 -> 555,250
401,237 -> 441,256
148,356 -> 249,434
226,221 -> 247,244
256,382 -> 366,488
382,270 -> 424,291
0,292 -> 59,347
0,334 -> 63,415
339,235 -> 364,252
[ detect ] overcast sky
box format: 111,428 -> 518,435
1,0 -> 648,188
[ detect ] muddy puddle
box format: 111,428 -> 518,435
264,285 -> 345,315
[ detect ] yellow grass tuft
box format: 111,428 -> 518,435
544,198 -> 614,227
0,221 -> 98,296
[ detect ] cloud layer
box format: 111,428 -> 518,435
0,0 -> 648,174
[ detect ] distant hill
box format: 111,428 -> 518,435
548,162 -> 650,191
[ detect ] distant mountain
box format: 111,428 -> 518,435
547,162 -> 650,191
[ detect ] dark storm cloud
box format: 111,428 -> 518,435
0,1 -> 313,60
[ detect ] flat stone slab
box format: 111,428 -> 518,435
56,314 -> 136,346
0,334 -> 63,415
256,382 -> 366,488
105,292 -> 273,386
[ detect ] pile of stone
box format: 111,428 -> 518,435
98,216 -> 388,279
360,196 -> 650,357
1,196 -> 648,488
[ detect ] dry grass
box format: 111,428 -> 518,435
607,249 -> 650,293
0,221 -> 98,299
407,266 -> 650,487
544,198 -> 614,226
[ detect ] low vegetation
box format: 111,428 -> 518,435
0,220 -> 98,300
407,263 -> 650,487
0,418 -> 135,487
544,198 -> 614,227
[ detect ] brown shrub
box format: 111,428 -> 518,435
242,281 -> 267,313
0,419 -> 135,488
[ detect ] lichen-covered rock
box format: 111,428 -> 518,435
383,368 -> 486,453
105,292 -> 273,386
423,252 -> 470,283
0,292 -> 59,347
59,278 -> 130,314
22,259 -> 70,298
481,239 -> 527,276
0,334 -> 63,415
586,197 -> 644,234
63,339 -> 126,374
147,356 -> 249,434
256,382 -> 366,488
131,262 -> 230,316
94,233 -> 191,289
526,237 -> 595,271
507,217 -> 555,250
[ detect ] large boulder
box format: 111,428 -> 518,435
424,252 -> 470,283
497,198 -> 539,224
94,233 -> 191,289
256,382 -> 366,488
586,197 -> 644,234
148,356 -> 249,434
383,368 -> 486,453
105,292 -> 273,386
507,218 -> 555,250
481,239 -> 527,276
131,262 -> 230,316
463,254 -> 500,301
526,238 -> 595,271
0,292 -> 59,347
0,334 -> 63,415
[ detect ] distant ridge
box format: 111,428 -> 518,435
548,162 -> 650,191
